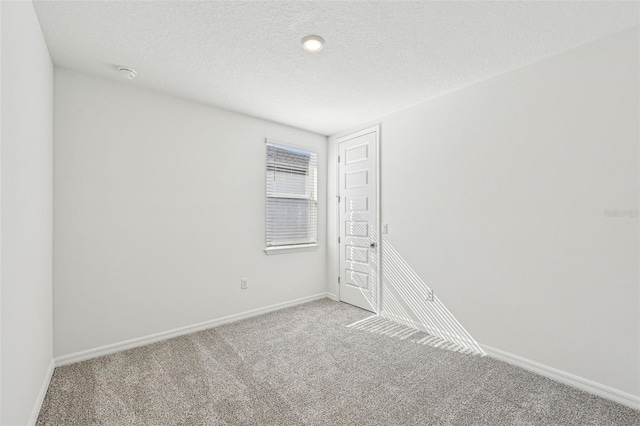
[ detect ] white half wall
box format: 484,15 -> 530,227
329,28 -> 640,397
1,1 -> 54,424
53,69 -> 328,358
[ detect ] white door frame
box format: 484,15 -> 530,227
336,124 -> 381,314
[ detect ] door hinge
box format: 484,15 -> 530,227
338,236 -> 341,243
338,276 -> 341,284
336,196 -> 340,203
338,156 -> 341,163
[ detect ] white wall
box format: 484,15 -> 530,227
53,69 -> 328,357
1,1 -> 54,424
1,3 -> 3,421
329,28 -> 639,397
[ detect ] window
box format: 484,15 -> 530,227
265,140 -> 318,254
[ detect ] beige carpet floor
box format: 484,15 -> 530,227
37,299 -> 639,425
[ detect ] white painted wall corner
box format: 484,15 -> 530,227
28,359 -> 54,426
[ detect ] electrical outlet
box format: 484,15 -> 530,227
382,223 -> 389,234
241,278 -> 248,290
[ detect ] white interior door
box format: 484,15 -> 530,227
338,127 -> 379,313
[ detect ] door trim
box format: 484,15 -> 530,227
336,124 -> 381,314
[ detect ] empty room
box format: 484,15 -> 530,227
1,1 -> 639,425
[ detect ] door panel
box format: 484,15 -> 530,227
338,128 -> 378,312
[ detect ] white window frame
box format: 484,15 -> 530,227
264,139 -> 319,255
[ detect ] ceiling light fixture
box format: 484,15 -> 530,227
118,67 -> 137,80
301,35 -> 324,53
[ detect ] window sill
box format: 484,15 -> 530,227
264,244 -> 319,255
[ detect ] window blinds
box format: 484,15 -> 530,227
266,142 -> 318,247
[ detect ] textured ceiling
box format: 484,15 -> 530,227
34,1 -> 639,136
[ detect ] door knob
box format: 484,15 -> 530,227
370,242 -> 377,248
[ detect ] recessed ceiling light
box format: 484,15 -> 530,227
118,67 -> 137,80
301,35 -> 324,53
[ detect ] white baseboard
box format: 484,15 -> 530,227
482,344 -> 640,411
45,296 -> 640,413
325,292 -> 338,301
28,359 -> 55,426
378,310 -> 639,410
55,293 -> 334,367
